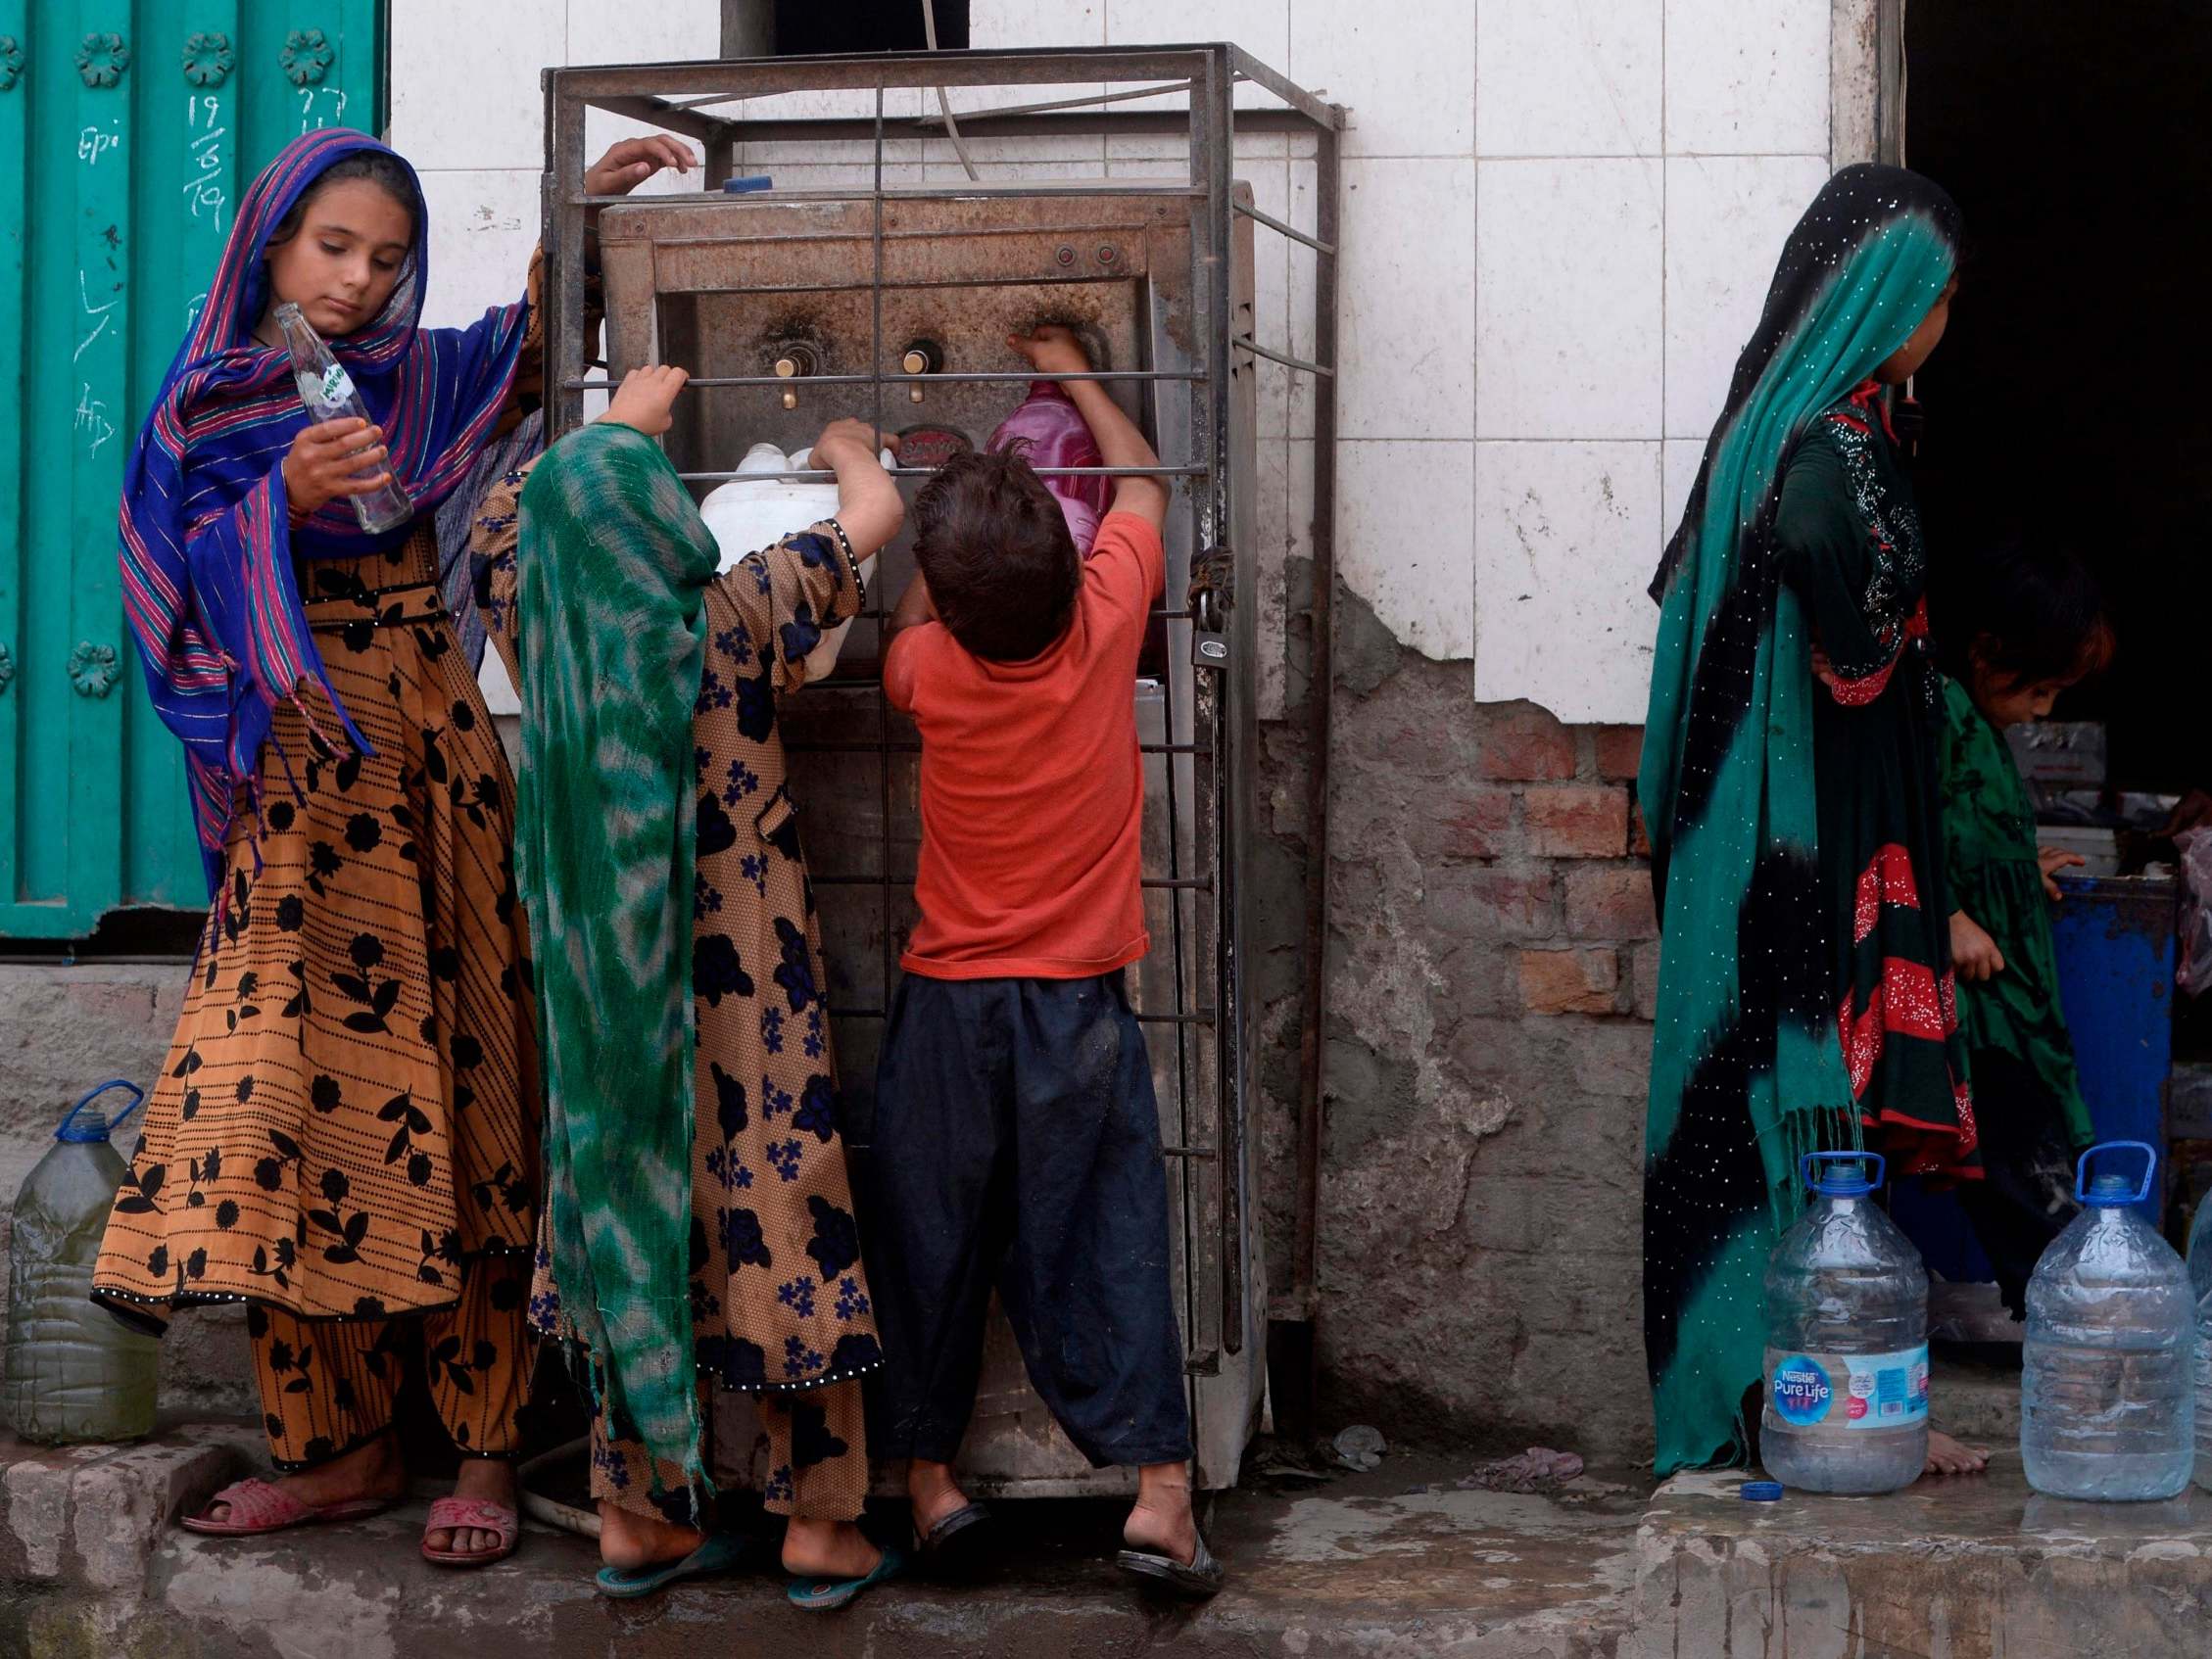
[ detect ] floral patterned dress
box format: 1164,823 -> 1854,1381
474,457 -> 880,1520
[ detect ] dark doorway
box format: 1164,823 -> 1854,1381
773,0 -> 969,55
1905,3 -> 2212,793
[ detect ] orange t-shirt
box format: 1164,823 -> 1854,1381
885,510 -> 1165,980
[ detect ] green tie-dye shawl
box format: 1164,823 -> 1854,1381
514,422 -> 720,1493
1638,165 -> 1961,1476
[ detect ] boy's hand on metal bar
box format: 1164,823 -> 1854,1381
601,365 -> 689,437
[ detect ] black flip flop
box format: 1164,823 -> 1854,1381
916,1501 -> 994,1574
1117,1532 -> 1226,1599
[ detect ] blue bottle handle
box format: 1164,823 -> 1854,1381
55,1079 -> 146,1144
1801,1151 -> 1886,1192
2075,1140 -> 2157,1206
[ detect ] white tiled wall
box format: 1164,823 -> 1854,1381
393,1 -> 721,331
391,0 -> 1850,724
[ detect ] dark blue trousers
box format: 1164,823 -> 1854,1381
867,971 -> 1193,1469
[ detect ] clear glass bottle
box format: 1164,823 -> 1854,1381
2,1081 -> 160,1444
1760,1152 -> 1931,1494
2022,1142 -> 2195,1501
273,302 -> 412,535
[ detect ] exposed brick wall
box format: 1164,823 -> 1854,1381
1305,598 -> 1656,1461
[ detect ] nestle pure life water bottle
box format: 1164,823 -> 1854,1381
274,302 -> 412,535
1761,1153 -> 1930,1493
2022,1142 -> 2194,1501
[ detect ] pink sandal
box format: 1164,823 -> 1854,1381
181,1477 -> 395,1537
420,1495 -> 520,1567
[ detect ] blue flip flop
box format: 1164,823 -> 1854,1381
786,1542 -> 909,1613
595,1531 -> 751,1598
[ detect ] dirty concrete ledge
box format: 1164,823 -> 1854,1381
1632,1453 -> 2212,1658
15,1425 -> 2212,1658
1,1429 -> 1644,1659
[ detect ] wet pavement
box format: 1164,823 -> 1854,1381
10,1424 -> 2212,1656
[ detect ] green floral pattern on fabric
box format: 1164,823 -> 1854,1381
1938,677 -> 2094,1151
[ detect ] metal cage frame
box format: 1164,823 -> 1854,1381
539,45 -> 1341,1483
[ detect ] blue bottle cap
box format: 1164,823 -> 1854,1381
55,1079 -> 145,1144
1740,1480 -> 1784,1502
722,175 -> 774,194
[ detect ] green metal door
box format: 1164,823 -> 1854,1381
0,1 -> 384,938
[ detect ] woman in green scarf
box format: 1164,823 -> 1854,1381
480,368 -> 908,1608
1640,165 -> 1984,1477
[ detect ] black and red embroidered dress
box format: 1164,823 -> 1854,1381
1775,381 -> 1979,1180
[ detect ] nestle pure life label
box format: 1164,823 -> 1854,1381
1765,1346 -> 1929,1432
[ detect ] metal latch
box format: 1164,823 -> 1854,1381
1188,547 -> 1231,670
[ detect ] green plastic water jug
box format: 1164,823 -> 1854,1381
3,1080 -> 160,1443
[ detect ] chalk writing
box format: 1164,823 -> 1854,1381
299,86 -> 348,133
77,125 -> 122,166
74,383 -> 117,457
73,271 -> 119,365
184,94 -> 227,222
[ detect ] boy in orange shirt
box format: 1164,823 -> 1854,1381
872,326 -> 1218,1596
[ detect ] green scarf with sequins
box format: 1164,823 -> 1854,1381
1638,166 -> 1961,1476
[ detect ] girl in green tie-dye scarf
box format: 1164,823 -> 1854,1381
501,369 -> 908,1605
1639,165 -> 1978,1477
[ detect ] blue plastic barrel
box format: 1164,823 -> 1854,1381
2049,875 -> 2177,1219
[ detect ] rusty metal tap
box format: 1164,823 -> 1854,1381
773,343 -> 818,410
900,339 -> 942,404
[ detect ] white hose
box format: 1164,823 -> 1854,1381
922,0 -> 982,182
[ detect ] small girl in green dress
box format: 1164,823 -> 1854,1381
1937,542 -> 2115,1320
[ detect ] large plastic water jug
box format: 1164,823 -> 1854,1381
2022,1142 -> 2194,1500
2185,1188 -> 2212,1493
1760,1153 -> 1931,1493
3,1081 -> 160,1443
475,439 -> 892,718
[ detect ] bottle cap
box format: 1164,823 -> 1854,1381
1802,1151 -> 1884,1197
55,1079 -> 145,1145
1739,1480 -> 1783,1502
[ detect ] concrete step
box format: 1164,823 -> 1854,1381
1930,1353 -> 2023,1446
1633,1454 -> 2212,1658
16,1421 -> 2212,1658
3,1429 -> 1643,1658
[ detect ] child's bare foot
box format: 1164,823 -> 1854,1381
426,1458 -> 518,1558
599,1498 -> 704,1572
1923,1430 -> 1989,1478
1122,1462 -> 1199,1567
199,1430 -> 406,1525
907,1458 -> 974,1538
782,1516 -> 882,1579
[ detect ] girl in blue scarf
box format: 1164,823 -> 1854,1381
97,126 -> 693,1566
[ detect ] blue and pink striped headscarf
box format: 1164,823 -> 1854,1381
119,128 -> 532,895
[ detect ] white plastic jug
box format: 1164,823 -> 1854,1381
699,442 -> 887,686
2022,1142 -> 2195,1501
1759,1152 -> 1930,1494
3,1081 -> 160,1444
477,440 -> 887,716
